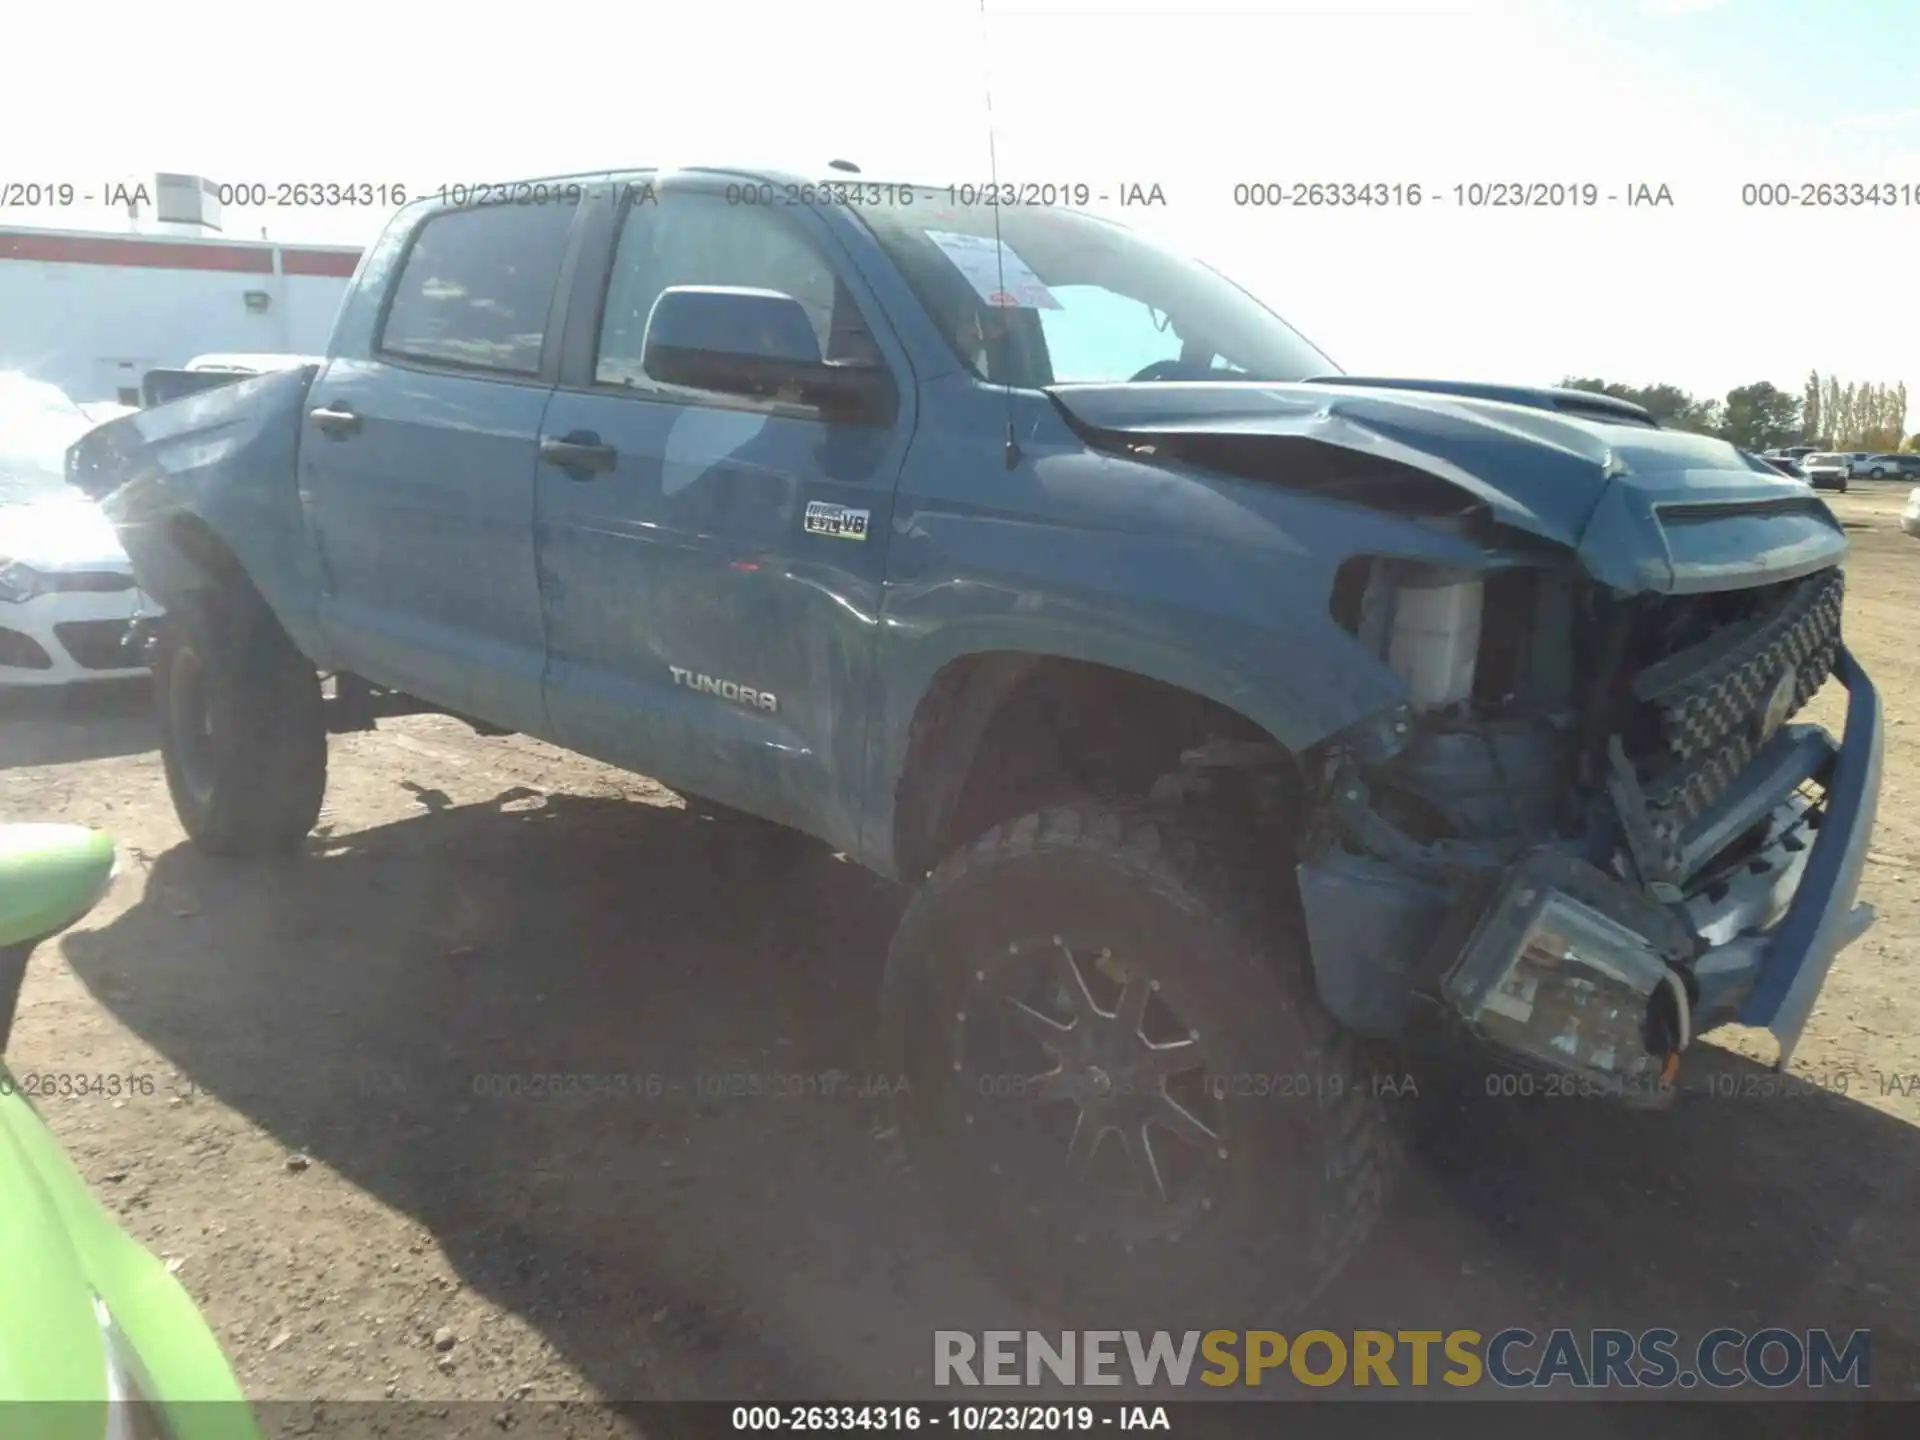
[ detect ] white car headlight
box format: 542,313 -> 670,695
0,559 -> 46,603
93,1296 -> 171,1440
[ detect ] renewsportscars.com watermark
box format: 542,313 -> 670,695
934,1329 -> 1871,1390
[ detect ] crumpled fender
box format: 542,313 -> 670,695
66,366 -> 330,660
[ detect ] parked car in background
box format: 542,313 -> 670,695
186,353 -> 324,373
1864,453 -> 1920,479
1844,452 -> 1874,477
1777,445 -> 1820,461
1757,453 -> 1806,479
139,353 -> 322,408
0,374 -> 151,685
1800,453 -> 1852,492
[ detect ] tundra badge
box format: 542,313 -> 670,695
669,666 -> 778,713
804,500 -> 870,540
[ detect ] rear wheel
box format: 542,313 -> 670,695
882,800 -> 1400,1321
155,591 -> 327,856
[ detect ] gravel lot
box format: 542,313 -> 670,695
2,484 -> 1918,1433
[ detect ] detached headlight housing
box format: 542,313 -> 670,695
1444,850 -> 1694,1087
0,559 -> 45,604
94,1295 -> 172,1440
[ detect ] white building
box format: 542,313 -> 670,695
0,173 -> 362,405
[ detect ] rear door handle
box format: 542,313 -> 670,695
309,404 -> 363,435
539,431 -> 617,475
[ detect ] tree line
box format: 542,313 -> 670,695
1560,372 -> 1912,452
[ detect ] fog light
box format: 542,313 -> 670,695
1445,857 -> 1691,1085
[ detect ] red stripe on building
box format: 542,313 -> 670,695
280,248 -> 360,278
0,229 -> 361,275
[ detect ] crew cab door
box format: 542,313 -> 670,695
298,194 -> 585,734
534,175 -> 916,850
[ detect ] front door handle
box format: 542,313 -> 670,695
539,432 -> 616,476
309,404 -> 363,435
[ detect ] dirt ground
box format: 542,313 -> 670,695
4,484 -> 1920,1432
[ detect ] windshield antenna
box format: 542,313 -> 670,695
978,0 -> 1021,470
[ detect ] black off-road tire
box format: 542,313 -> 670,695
881,799 -> 1402,1324
155,590 -> 327,857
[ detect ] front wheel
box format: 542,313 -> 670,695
155,592 -> 327,856
882,801 -> 1401,1321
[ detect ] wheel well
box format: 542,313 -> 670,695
892,653 -> 1288,880
139,512 -> 256,608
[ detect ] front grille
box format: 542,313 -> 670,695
53,619 -> 137,670
1626,568 -> 1844,867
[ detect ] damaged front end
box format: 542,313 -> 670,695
1296,552 -> 1881,1100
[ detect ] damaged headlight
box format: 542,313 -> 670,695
1444,852 -> 1692,1088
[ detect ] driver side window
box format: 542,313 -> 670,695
1037,285 -> 1186,383
595,193 -> 876,390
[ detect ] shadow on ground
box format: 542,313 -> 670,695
0,679 -> 153,769
62,785 -> 1920,1411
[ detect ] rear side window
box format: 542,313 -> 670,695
379,201 -> 578,375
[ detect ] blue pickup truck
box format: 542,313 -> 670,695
68,167 -> 1883,1316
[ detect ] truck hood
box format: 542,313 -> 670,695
1047,379 -> 1847,595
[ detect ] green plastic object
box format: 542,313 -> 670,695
0,822 -> 261,1436
0,825 -> 117,949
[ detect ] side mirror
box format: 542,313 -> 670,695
641,286 -> 892,422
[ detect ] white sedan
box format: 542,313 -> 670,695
0,375 -> 150,686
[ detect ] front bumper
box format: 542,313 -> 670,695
1300,649 -> 1881,1080
1723,647 -> 1881,1065
1447,648 -> 1880,1076
0,588 -> 146,686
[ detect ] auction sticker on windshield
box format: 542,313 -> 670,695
924,230 -> 1062,309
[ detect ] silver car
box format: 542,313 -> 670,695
1863,453 -> 1920,479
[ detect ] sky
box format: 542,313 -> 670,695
2,0 -> 1914,402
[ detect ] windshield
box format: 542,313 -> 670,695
854,199 -> 1337,388
1805,454 -> 1846,465
0,373 -> 93,505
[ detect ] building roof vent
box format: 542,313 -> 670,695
153,174 -> 223,233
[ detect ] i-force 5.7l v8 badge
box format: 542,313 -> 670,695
804,501 -> 870,540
